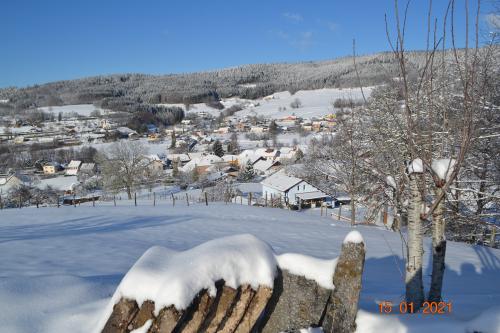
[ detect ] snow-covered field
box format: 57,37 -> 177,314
38,104 -> 110,117
161,87 -> 374,120
0,202 -> 499,332
235,87 -> 373,119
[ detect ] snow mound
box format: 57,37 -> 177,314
97,234 -> 344,331
407,158 -> 424,174
465,305 -> 500,333
343,230 -> 365,244
109,234 -> 277,314
431,158 -> 456,181
276,253 -> 337,289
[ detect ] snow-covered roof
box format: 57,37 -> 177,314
238,150 -> 265,165
253,159 -> 280,172
0,174 -> 21,193
181,154 -> 223,172
167,153 -> 190,162
80,163 -> 95,172
37,176 -> 79,191
116,127 -> 137,135
261,169 -> 303,192
295,191 -> 329,200
67,160 -> 82,169
206,171 -> 226,182
147,154 -> 161,161
221,155 -> 238,162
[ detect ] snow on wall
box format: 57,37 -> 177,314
276,253 -> 337,289
97,233 -> 344,331
343,230 -> 365,244
96,234 -> 279,330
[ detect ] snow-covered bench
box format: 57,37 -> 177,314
98,232 -> 365,333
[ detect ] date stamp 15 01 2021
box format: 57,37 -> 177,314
378,301 -> 453,314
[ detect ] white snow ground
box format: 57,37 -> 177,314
38,104 -> 110,117
160,87 -> 374,120
0,201 -> 499,332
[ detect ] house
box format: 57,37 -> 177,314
253,159 -> 282,176
167,154 -> 191,166
79,163 -> 97,175
261,170 -> 330,207
146,124 -> 158,133
43,162 -> 63,175
216,127 -> 230,134
238,150 -> 266,166
250,126 -> 267,133
65,160 -> 82,176
147,154 -> 165,172
276,147 -> 298,161
0,173 -> 21,194
223,165 -> 240,179
236,122 -> 249,132
181,154 -> 223,175
221,155 -> 240,168
116,127 -> 139,139
100,119 -> 112,130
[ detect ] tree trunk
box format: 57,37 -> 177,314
126,187 -> 132,200
350,198 -> 356,226
428,187 -> 446,302
405,173 -> 424,309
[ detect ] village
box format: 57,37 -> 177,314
0,93 -> 357,214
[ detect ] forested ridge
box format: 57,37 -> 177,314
0,50 -> 464,112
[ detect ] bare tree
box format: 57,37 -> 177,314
97,141 -> 149,199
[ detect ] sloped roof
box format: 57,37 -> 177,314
253,159 -> 280,172
238,150 -> 265,165
181,154 -> 223,172
260,169 -> 303,192
67,160 -> 82,168
295,191 -> 329,200
80,163 -> 95,171
221,155 -> 238,162
167,154 -> 190,162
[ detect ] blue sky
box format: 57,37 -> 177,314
0,0 -> 495,88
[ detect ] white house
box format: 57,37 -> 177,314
261,170 -> 329,207
0,173 -> 22,194
65,160 -> 82,176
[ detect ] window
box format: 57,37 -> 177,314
303,185 -> 305,190
297,185 -> 300,190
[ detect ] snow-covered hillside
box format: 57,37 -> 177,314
161,87 -> 374,119
38,104 -> 110,117
0,202 -> 498,332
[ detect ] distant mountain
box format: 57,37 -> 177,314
0,50 -> 465,112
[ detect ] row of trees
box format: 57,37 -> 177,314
303,0 -> 499,310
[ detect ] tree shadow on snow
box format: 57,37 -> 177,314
0,214 -> 194,244
359,245 -> 500,318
